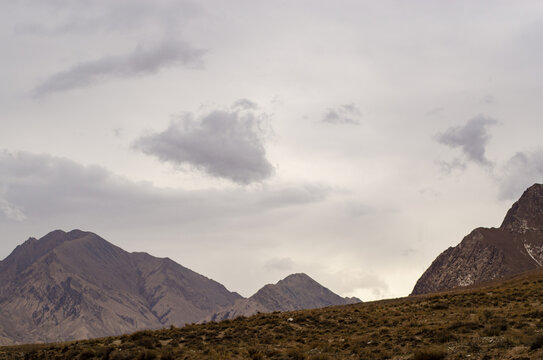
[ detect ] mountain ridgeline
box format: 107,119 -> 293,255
412,183 -> 543,295
208,273 -> 360,321
0,230 -> 356,345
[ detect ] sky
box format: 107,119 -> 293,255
2,0 -> 543,301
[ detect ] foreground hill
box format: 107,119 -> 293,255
4,268 -> 543,359
0,230 -> 242,344
208,273 -> 360,321
412,183 -> 543,295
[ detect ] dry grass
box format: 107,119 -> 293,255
3,270 -> 543,359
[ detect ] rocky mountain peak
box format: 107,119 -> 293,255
277,273 -> 313,284
412,183 -> 543,295
207,273 -> 360,322
501,183 -> 543,233
0,230 -> 242,345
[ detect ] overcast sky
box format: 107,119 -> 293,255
2,0 -> 543,301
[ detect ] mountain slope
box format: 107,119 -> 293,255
412,183 -> 543,295
209,273 -> 360,321
0,230 -> 241,345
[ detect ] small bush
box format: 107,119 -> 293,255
247,347 -> 264,360
530,335 -> 543,350
413,348 -> 446,360
287,348 -> 307,360
136,349 -> 159,360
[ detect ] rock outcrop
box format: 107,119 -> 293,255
412,183 -> 543,295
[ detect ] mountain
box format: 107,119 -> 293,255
208,273 -> 360,321
412,183 -> 543,295
0,230 -> 242,345
7,265 -> 543,359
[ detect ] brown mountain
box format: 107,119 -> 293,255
0,230 -> 242,345
208,273 -> 360,321
412,183 -> 543,295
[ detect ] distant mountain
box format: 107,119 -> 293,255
209,273 -> 360,321
412,183 -> 543,295
0,230 -> 242,345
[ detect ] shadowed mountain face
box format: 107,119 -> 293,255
208,273 -> 360,321
412,183 -> 543,295
0,230 -> 242,345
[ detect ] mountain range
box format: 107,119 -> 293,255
0,230 -> 358,345
412,183 -> 543,295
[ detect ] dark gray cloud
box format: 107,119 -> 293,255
436,115 -> 498,166
33,41 -> 205,96
0,151 -> 325,226
134,110 -> 274,185
322,104 -> 361,125
498,151 -> 543,200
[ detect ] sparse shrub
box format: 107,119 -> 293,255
77,348 -> 96,360
287,348 -> 307,360
136,349 -> 159,360
530,335 -> 543,350
431,302 -> 449,310
413,347 -> 446,360
308,354 -> 330,360
433,329 -> 456,343
247,347 -> 264,360
493,337 -> 515,349
110,350 -> 135,360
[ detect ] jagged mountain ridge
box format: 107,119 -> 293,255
0,230 -> 242,345
412,183 -> 543,295
208,273 -> 360,321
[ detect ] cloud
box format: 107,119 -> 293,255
0,151 -> 325,225
33,41 -> 205,96
134,109 -> 274,185
482,95 -> 495,104
426,106 -> 444,116
0,199 -> 26,221
436,115 -> 498,166
498,151 -> 543,200
436,158 -> 467,175
264,257 -> 295,271
322,103 -> 361,125
232,98 -> 258,110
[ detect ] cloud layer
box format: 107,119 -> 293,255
134,109 -> 274,184
0,151 -> 329,227
33,41 -> 205,96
